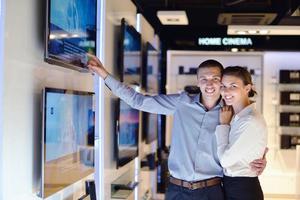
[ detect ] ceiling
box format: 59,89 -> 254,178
131,0 -> 300,50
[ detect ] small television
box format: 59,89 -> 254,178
119,18 -> 142,85
142,42 -> 160,144
45,0 -> 97,72
40,87 -> 95,198
116,99 -> 139,168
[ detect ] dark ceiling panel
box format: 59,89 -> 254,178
131,0 -> 300,50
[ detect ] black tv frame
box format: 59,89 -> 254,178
118,18 -> 142,84
141,42 -> 159,144
40,87 -> 95,198
115,99 -> 140,168
115,18 -> 141,168
44,0 -> 97,72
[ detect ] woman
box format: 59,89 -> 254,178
215,66 -> 267,200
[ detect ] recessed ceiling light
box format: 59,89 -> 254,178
236,31 -> 246,35
248,30 -> 257,34
258,30 -> 269,34
157,11 -> 188,25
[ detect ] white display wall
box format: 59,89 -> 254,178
102,2 -> 159,200
260,52 -> 300,198
0,0 -> 5,198
1,0 -> 95,199
166,50 -> 300,198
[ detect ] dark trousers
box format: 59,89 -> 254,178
165,182 -> 224,200
223,176 -> 264,200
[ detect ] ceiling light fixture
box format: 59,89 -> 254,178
228,25 -> 300,35
157,11 -> 188,25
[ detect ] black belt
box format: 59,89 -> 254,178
169,176 -> 222,190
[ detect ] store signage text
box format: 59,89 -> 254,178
198,37 -> 253,46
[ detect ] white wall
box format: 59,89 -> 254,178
260,52 -> 300,197
102,3 -> 160,199
102,0 -> 138,199
166,51 -> 300,198
1,0 -> 94,199
137,13 -> 159,199
0,0 -> 5,199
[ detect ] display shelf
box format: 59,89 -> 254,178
111,189 -> 133,199
276,73 -> 300,150
111,170 -> 138,200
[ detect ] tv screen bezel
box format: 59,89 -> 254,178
115,98 -> 140,168
118,18 -> 142,84
142,42 -> 159,144
44,0 -> 97,72
40,87 -> 95,198
115,19 -> 141,168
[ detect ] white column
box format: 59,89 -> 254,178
0,0 -> 5,199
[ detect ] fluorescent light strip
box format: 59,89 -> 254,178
228,25 -> 300,35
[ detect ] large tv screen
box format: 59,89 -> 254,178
40,88 -> 95,198
45,0 -> 97,72
119,18 -> 142,85
142,42 -> 160,144
116,99 -> 139,168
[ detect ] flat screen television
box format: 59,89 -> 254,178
119,18 -> 142,85
114,19 -> 141,168
116,99 -> 139,168
40,87 -> 95,198
45,0 -> 97,72
142,42 -> 160,144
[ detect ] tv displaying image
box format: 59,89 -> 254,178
116,99 -> 139,168
142,42 -> 160,144
40,88 -> 95,198
120,18 -> 142,85
45,0 -> 97,71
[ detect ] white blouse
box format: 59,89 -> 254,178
215,103 -> 267,177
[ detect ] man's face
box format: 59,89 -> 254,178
197,67 -> 222,101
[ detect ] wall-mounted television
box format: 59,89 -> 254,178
116,99 -> 139,168
114,19 -> 141,168
142,42 -> 160,144
119,18 -> 142,85
40,87 -> 95,198
45,0 -> 97,72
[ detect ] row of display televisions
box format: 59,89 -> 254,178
279,70 -> 300,149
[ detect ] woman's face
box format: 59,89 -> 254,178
220,75 -> 251,106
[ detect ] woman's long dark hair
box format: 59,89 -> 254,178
222,66 -> 257,97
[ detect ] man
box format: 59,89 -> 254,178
87,55 -> 266,200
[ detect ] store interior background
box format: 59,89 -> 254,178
0,0 -> 300,200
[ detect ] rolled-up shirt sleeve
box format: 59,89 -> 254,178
215,120 -> 266,169
104,75 -> 179,115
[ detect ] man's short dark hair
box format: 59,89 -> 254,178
197,59 -> 224,75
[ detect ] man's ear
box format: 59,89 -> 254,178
245,84 -> 251,93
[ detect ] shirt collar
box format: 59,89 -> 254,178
192,92 -> 223,109
233,102 -> 256,121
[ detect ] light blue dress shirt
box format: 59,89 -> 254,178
105,75 -> 223,181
